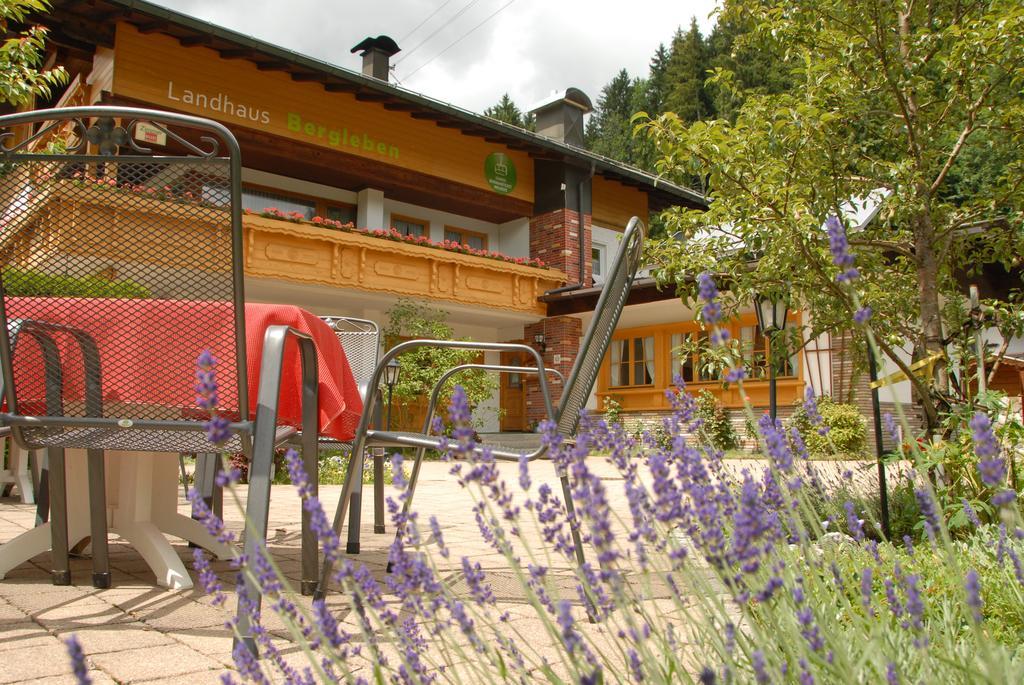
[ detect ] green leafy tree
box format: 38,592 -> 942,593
640,0 -> 1024,434
1,0 -> 66,106
382,299 -> 498,430
483,93 -> 534,131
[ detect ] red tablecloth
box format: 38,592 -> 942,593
5,298 -> 362,441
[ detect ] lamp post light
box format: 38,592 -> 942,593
383,358 -> 400,432
753,291 -> 789,422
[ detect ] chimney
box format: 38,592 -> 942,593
350,36 -> 401,82
528,88 -> 593,148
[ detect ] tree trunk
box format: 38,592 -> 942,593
912,203 -> 945,434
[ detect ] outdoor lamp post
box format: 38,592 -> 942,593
754,292 -> 789,421
384,358 -> 400,432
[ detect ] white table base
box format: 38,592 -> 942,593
0,449 -> 236,589
0,437 -> 34,504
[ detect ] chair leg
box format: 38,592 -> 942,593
386,447 -> 427,574
345,453 -> 365,555
47,448 -> 70,586
34,450 -> 49,526
300,443 -> 318,596
373,449 -> 385,534
189,453 -> 218,548
233,436 -> 274,655
560,471 -> 597,622
87,449 -> 110,589
212,454 -> 224,520
314,443 -> 364,601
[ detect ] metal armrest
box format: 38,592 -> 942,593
0,319 -> 103,449
418,363 -> 564,459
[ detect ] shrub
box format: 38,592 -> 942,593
790,394 -> 867,456
695,388 -> 738,450
2,266 -> 151,298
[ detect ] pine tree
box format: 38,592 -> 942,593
665,18 -> 713,123
587,69 -> 641,164
483,93 -> 534,130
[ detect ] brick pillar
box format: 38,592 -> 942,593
524,316 -> 582,427
529,208 -> 592,286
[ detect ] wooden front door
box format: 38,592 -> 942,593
500,348 -> 528,431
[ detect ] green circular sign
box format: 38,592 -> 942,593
484,152 -> 517,194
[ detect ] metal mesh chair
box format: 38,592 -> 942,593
0,108 -> 318,637
317,316 -> 388,543
315,217 -> 645,597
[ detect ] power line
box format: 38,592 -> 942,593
402,0 -> 519,80
399,0 -> 458,43
395,0 -> 485,65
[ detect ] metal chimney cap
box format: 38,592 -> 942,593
527,88 -> 593,115
350,36 -> 401,57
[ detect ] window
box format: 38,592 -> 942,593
392,215 -> 426,237
740,321 -> 798,379
326,203 -> 356,225
670,332 -> 695,383
610,335 -> 655,387
591,245 -> 605,283
242,188 -> 316,219
444,226 -> 487,250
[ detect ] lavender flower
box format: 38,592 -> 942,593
725,366 -> 746,383
965,569 -> 983,624
192,548 -> 226,606
886,663 -> 899,685
64,634 -> 91,685
854,306 -> 872,324
903,575 -> 924,632
860,567 -> 874,614
195,350 -> 219,409
826,215 -> 859,282
698,272 -> 722,325
971,412 -> 1007,492
915,489 -> 940,541
962,498 -> 982,528
803,387 -> 823,426
752,650 -> 769,684
883,413 -> 900,444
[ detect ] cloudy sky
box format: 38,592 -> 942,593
154,0 -> 719,114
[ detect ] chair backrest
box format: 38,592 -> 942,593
555,216 -> 645,437
320,316 -> 380,402
0,106 -> 246,452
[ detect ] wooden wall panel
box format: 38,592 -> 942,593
592,175 -> 649,230
111,24 -> 534,204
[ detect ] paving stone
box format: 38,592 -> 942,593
7,672 -> 118,685
0,623 -> 61,652
58,623 -> 176,655
0,643 -> 77,684
89,643 -> 223,682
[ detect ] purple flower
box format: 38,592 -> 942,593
63,634 -> 91,685
965,569 -> 983,624
883,413 -> 899,444
803,387 -> 823,426
860,567 -> 874,613
752,650 -> 769,684
192,549 -> 226,606
886,663 -> 899,685
518,452 -> 531,491
962,498 -> 982,528
844,501 -> 864,540
195,350 -> 219,410
915,489 -> 940,540
698,272 -> 722,325
826,215 -> 859,282
970,412 -> 1007,490
902,535 -> 915,557
903,575 -> 924,632
725,366 -> 746,383
204,414 -> 230,444
429,516 -> 449,558
854,306 -> 872,324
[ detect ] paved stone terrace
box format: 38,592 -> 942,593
0,457 -> 882,683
